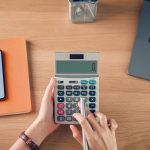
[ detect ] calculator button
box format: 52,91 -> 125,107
57,91 -> 64,96
66,97 -> 73,102
73,103 -> 78,108
89,97 -> 96,102
57,116 -> 65,121
66,103 -> 73,109
81,97 -> 88,102
73,107 -> 80,113
57,103 -> 64,109
90,110 -> 96,113
57,85 -> 64,90
89,103 -> 96,108
66,91 -> 72,96
81,91 -> 87,96
89,91 -> 96,96
66,116 -> 72,121
73,85 -> 80,90
66,85 -> 72,90
66,110 -> 73,115
73,91 -> 80,96
57,109 -> 64,115
57,97 -> 64,102
89,85 -> 96,90
57,81 -> 64,84
69,81 -> 78,84
73,97 -> 80,102
80,80 -> 88,84
89,80 -> 96,84
81,85 -> 87,90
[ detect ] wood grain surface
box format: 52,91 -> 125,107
0,0 -> 150,150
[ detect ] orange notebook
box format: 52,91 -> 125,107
0,37 -> 31,116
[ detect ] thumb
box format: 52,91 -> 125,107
43,78 -> 55,101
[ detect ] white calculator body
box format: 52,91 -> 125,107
54,52 -> 99,124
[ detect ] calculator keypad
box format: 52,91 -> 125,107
55,78 -> 99,124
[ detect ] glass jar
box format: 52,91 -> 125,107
68,0 -> 99,23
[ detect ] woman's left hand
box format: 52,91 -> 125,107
36,77 -> 59,134
25,78 -> 59,146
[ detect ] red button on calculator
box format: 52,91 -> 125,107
57,103 -> 64,109
57,109 -> 64,115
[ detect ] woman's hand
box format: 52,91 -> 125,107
25,78 -> 59,145
70,112 -> 118,150
36,77 -> 59,134
10,78 -> 59,150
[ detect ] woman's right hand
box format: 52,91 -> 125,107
70,112 -> 118,150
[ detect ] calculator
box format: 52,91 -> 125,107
54,52 -> 99,124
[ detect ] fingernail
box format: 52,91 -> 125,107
50,77 -> 54,82
70,125 -> 73,129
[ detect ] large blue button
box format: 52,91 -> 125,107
57,97 -> 64,102
81,91 -> 87,96
57,91 -> 64,96
89,103 -> 96,108
73,91 -> 80,96
89,91 -> 96,96
66,91 -> 72,96
80,80 -> 88,84
89,97 -> 96,102
89,80 -> 96,84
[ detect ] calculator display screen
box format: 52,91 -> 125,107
56,61 -> 97,74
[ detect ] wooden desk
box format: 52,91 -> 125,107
0,0 -> 150,149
